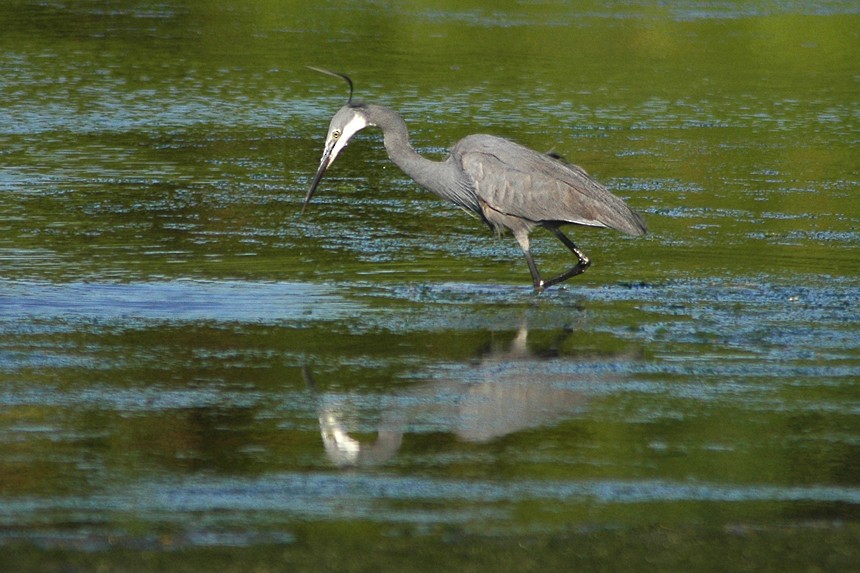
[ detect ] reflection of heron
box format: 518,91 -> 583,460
303,68 -> 647,290
304,327 -> 633,467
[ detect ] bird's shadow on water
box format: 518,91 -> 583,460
303,324 -> 640,468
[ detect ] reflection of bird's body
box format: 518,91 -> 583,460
305,327 -> 596,467
304,73 -> 647,290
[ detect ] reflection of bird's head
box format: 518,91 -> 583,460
319,409 -> 362,466
318,406 -> 404,468
304,365 -> 403,468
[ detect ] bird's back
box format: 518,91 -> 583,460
452,134 -> 646,236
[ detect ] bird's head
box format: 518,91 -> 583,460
303,104 -> 370,214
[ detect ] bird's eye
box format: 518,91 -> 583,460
332,130 -> 341,140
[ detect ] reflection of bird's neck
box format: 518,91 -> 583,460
366,104 -> 478,213
319,407 -> 403,467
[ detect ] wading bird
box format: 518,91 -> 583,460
303,68 -> 647,290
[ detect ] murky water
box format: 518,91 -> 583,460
1,1 -> 858,570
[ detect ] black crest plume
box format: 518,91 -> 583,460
307,66 -> 354,103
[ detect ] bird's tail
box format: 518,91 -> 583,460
600,198 -> 647,237
624,209 -> 648,236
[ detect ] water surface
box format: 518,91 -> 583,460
1,1 -> 858,570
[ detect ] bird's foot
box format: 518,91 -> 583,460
537,260 -> 591,290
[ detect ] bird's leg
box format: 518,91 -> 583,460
513,229 -> 544,289
541,227 -> 591,288
524,251 -> 544,290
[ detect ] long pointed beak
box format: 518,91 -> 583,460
302,140 -> 335,216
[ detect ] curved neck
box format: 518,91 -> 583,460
364,104 -> 475,211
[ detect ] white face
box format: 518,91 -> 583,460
304,108 -> 371,212
326,112 -> 368,164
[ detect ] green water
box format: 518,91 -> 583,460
1,1 -> 858,571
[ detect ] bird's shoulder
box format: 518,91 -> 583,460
450,135 -> 647,235
452,134 -> 594,186
451,134 -> 609,221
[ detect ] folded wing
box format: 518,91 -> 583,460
454,135 -> 647,236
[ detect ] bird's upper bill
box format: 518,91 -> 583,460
302,109 -> 369,214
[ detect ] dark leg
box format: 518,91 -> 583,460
541,227 -> 591,288
514,227 -> 591,291
512,229 -> 544,289
522,249 -> 543,289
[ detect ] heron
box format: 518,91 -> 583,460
303,68 -> 647,290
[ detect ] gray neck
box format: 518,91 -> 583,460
364,104 -> 478,213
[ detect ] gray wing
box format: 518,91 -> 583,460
454,135 -> 646,236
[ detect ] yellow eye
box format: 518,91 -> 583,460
332,130 -> 341,140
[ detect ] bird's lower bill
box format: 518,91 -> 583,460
303,146 -> 334,214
